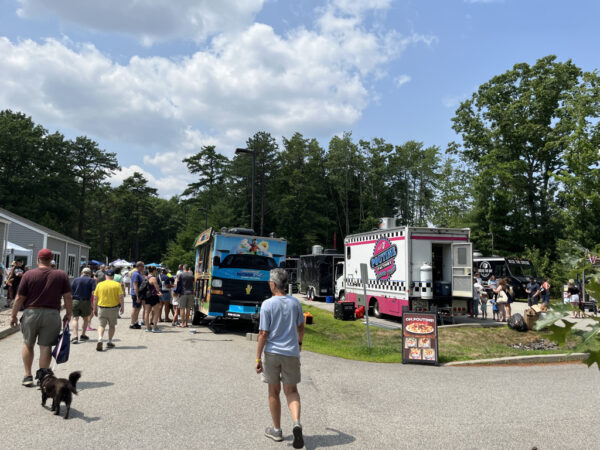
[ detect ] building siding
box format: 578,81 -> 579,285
0,208 -> 90,277
6,222 -> 44,268
46,236 -> 65,271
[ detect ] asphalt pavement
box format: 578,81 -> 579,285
1,298 -> 600,449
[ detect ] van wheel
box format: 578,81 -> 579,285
373,300 -> 383,318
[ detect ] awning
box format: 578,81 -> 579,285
5,241 -> 33,257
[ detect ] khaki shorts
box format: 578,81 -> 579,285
262,352 -> 301,385
72,299 -> 92,317
178,294 -> 194,309
20,308 -> 61,347
98,307 -> 119,327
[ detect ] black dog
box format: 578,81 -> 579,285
35,368 -> 81,419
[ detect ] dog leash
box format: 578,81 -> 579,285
51,324 -> 68,371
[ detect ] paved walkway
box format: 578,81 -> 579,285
1,298 -> 600,449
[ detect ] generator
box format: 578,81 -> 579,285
334,301 -> 355,320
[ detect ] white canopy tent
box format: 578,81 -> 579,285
4,241 -> 33,267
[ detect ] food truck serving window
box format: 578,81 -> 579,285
220,254 -> 277,271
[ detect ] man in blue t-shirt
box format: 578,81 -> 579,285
71,267 -> 96,343
256,268 -> 305,449
129,261 -> 145,329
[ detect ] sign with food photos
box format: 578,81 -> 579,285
402,312 -> 439,366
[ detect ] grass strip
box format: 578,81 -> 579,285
301,305 -> 592,364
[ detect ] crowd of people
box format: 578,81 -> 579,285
471,274 -> 600,321
472,274 -> 552,322
8,249 -> 306,448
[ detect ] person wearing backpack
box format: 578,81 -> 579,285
159,268 -> 173,322
142,266 -> 163,333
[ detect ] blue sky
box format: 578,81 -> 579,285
1,0 -> 598,197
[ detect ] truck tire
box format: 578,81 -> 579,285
373,300 -> 383,318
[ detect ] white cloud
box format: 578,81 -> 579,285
442,94 -> 469,109
17,0 -> 264,44
329,0 -> 392,16
109,163 -> 193,198
2,1 -> 437,196
394,74 -> 411,87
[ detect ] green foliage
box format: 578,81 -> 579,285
451,55 -> 598,255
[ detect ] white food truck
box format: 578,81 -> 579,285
341,224 -> 473,318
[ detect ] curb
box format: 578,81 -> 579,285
443,352 -> 590,366
0,326 -> 18,340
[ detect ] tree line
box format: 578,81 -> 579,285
1,55 -> 599,286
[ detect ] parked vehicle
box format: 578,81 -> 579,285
473,256 -> 542,299
299,246 -> 344,301
193,227 -> 287,327
343,223 -> 473,318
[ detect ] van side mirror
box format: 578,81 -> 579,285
213,256 -> 220,267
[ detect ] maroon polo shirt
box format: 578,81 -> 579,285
17,267 -> 72,310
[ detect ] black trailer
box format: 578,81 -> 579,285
299,249 -> 344,301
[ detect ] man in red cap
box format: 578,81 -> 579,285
10,248 -> 72,387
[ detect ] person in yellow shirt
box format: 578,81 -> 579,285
93,269 -> 124,351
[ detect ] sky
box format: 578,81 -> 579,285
1,0 -> 599,197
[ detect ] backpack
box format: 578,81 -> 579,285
160,274 -> 171,291
137,278 -> 152,300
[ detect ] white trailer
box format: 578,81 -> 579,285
342,226 -> 473,318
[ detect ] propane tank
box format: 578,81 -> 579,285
420,263 -> 433,300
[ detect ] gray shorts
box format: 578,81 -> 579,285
262,352 -> 301,385
72,299 -> 92,317
20,308 -> 61,347
98,307 -> 119,327
178,294 -> 194,309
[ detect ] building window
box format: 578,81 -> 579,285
52,252 -> 61,269
67,254 -> 76,277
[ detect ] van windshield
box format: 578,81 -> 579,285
220,254 -> 277,271
508,262 -> 536,278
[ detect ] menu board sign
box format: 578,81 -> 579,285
402,312 -> 438,366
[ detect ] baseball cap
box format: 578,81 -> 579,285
82,268 -> 92,275
106,269 -> 115,276
38,248 -> 53,260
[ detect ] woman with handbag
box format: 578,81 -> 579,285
494,279 -> 509,322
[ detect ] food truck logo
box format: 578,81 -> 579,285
478,261 -> 492,278
370,238 -> 397,281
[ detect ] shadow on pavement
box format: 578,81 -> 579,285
77,381 -> 114,390
294,428 -> 356,449
67,408 -> 101,423
111,345 -> 148,350
183,338 -> 233,343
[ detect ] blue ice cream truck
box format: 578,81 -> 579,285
193,227 -> 287,325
